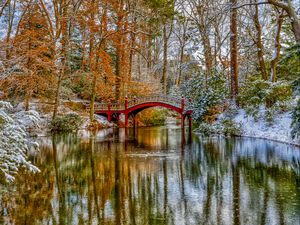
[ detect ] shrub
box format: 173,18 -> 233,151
63,102 -> 85,112
69,72 -> 92,99
278,44 -> 300,81
50,113 -> 82,133
239,78 -> 292,106
196,119 -> 242,136
264,108 -> 275,124
238,78 -> 269,108
267,81 -> 292,104
222,104 -> 239,120
197,122 -> 214,136
238,78 -> 292,117
181,72 -> 227,122
218,119 -> 242,136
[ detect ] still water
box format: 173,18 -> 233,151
1,126 -> 300,225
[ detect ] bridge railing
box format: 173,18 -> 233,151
128,95 -> 182,108
93,95 -> 191,111
111,103 -> 123,110
94,103 -> 107,110
94,102 -> 123,111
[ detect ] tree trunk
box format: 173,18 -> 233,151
138,53 -> 141,81
24,89 -> 32,111
5,0 -> 16,63
253,2 -> 267,80
195,5 -> 213,74
128,15 -> 137,82
201,33 -> 213,73
115,1 -> 124,100
90,71 -> 97,122
89,0 -> 96,121
162,24 -> 168,95
270,10 -> 284,83
52,70 -> 62,117
128,39 -> 134,82
177,44 -> 185,86
230,0 -> 239,103
115,49 -> 122,100
177,20 -> 188,86
25,15 -> 32,112
52,3 -> 69,120
147,29 -> 152,76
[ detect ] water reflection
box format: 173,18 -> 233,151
1,127 -> 300,225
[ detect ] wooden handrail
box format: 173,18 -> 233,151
93,95 -> 191,111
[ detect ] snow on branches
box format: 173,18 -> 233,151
0,101 -> 40,183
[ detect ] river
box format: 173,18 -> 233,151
1,126 -> 300,225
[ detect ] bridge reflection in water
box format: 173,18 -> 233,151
1,127 -> 300,225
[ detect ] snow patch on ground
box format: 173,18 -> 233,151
80,114 -> 115,130
231,109 -> 299,146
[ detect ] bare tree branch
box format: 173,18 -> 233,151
0,0 -> 10,18
232,2 -> 269,10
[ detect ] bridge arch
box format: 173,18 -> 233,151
127,102 -> 182,115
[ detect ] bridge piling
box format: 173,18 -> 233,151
108,99 -> 111,122
125,96 -> 128,127
181,96 -> 185,129
125,114 -> 128,127
181,115 -> 185,129
189,115 -> 192,133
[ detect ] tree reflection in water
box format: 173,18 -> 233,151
0,127 -> 300,225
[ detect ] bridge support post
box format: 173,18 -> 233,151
181,114 -> 185,129
107,99 -> 111,122
133,115 -> 136,130
188,115 -> 192,133
125,114 -> 128,127
125,96 -> 128,127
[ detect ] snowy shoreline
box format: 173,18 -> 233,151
234,109 -> 299,146
236,134 -> 300,147
194,131 -> 300,147
213,108 -> 300,147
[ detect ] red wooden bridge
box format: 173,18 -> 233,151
93,95 -> 193,129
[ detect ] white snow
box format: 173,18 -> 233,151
231,108 -> 299,146
80,114 -> 115,130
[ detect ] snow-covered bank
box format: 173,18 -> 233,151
232,109 -> 299,146
18,100 -> 116,135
